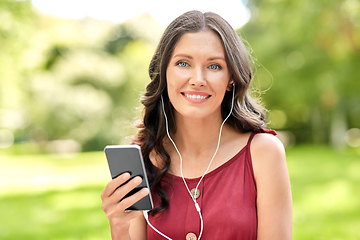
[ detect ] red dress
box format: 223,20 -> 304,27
147,129 -> 277,240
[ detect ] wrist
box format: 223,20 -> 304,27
109,219 -> 131,240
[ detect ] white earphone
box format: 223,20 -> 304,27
144,84 -> 236,240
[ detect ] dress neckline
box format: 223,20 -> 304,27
162,133 -> 254,182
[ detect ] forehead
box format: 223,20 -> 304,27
172,30 -> 225,57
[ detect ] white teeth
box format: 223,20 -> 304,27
184,94 -> 207,99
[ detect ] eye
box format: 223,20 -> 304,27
209,64 -> 221,70
177,61 -> 189,67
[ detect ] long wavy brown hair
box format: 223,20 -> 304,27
134,10 -> 266,216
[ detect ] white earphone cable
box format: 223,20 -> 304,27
145,86 -> 235,240
143,210 -> 173,240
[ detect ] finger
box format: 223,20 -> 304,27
104,187 -> 148,219
101,172 -> 131,199
110,176 -> 143,204
119,187 -> 150,210
107,207 -> 143,224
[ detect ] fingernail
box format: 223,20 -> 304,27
133,177 -> 142,184
122,172 -> 130,179
140,188 -> 149,195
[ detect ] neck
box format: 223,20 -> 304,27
168,113 -> 226,161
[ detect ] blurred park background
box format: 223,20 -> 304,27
0,0 -> 359,239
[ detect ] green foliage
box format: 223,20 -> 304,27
0,0 -> 35,108
0,2 -> 156,151
242,0 -> 360,145
105,25 -> 136,54
1,0 -> 359,151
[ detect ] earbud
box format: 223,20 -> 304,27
227,80 -> 235,91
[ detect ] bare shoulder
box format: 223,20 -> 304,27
251,133 -> 285,156
249,133 -> 287,181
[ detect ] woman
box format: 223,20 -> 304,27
101,10 -> 292,240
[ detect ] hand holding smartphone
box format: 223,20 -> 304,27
104,145 -> 153,211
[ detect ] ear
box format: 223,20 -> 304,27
226,80 -> 234,91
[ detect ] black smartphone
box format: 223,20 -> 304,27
104,145 -> 153,211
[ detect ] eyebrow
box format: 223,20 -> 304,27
173,54 -> 193,59
208,56 -> 226,61
173,54 -> 226,61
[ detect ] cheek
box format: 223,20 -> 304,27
208,73 -> 230,91
166,68 -> 187,92
206,67 -> 230,80
166,67 -> 177,87
166,73 -> 179,102
167,67 -> 188,81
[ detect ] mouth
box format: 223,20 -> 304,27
181,92 -> 211,100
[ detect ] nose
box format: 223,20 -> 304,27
189,67 -> 206,87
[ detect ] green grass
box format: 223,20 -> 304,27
0,145 -> 360,239
287,146 -> 360,240
0,186 -> 111,240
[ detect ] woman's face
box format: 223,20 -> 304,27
166,30 -> 231,121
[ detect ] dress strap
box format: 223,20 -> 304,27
247,132 -> 257,146
246,128 -> 277,146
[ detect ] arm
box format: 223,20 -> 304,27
101,173 -> 148,240
129,214 -> 147,239
251,133 -> 293,240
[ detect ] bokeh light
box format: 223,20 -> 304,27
0,129 -> 14,149
345,128 -> 360,147
268,109 -> 287,129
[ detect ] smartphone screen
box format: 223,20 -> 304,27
104,145 -> 153,211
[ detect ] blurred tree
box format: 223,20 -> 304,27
242,0 -> 360,146
23,14 -> 156,152
0,0 -> 35,145
25,16 -> 142,151
6,0 -> 358,152
105,25 -> 136,55
0,1 -> 158,152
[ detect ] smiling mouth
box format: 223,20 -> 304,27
182,93 -> 211,99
